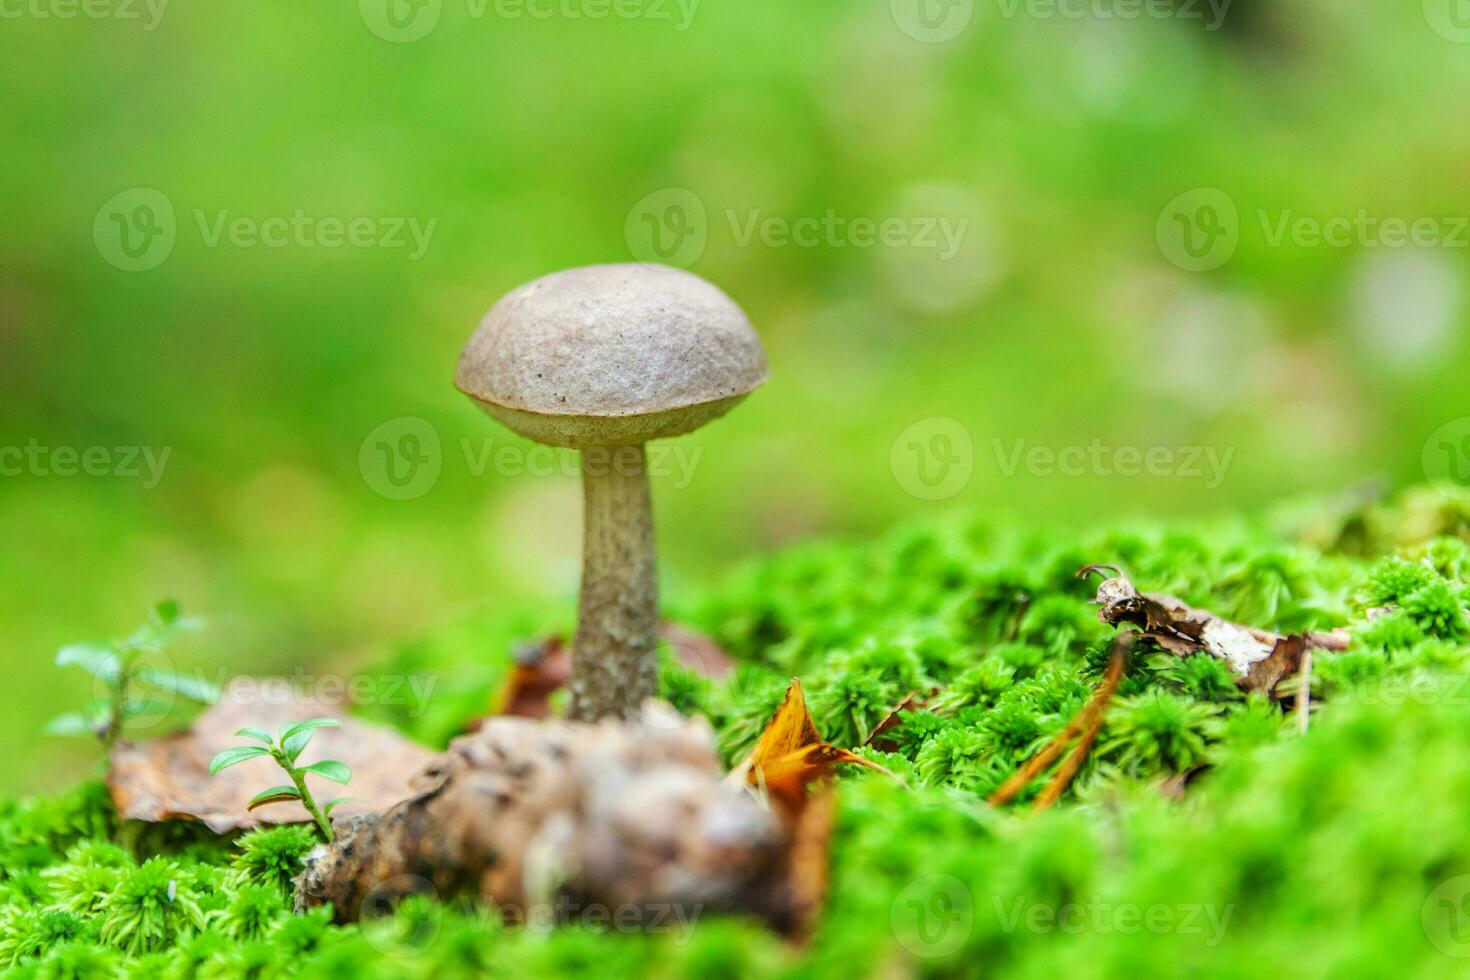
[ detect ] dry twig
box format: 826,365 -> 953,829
988,634 -> 1132,810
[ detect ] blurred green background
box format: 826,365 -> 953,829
2,0 -> 1468,793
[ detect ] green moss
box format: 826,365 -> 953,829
98,858 -> 208,955
1097,691 -> 1220,776
4,487 -> 1470,976
228,826 -> 319,895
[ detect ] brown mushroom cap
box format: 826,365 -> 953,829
456,264 -> 768,449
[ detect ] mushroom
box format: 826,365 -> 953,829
455,264 -> 768,721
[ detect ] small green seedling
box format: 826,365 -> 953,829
46,600 -> 217,750
209,719 -> 354,842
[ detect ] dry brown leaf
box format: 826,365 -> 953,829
659,620 -> 736,680
1158,765 -> 1211,802
728,677 -> 823,782
488,622 -> 735,722
493,637 -> 572,720
862,689 -> 933,753
108,679 -> 436,834
753,744 -> 884,813
783,786 -> 837,944
1240,634 -> 1308,697
1080,564 -> 1348,683
726,678 -> 894,815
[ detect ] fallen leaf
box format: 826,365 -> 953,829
659,620 -> 736,679
494,637 -> 571,720
108,679 -> 436,834
1240,633 -> 1307,697
783,786 -> 836,944
863,689 -> 934,753
488,622 -> 735,722
726,678 -> 894,815
727,678 -> 823,784
1079,564 -> 1349,679
753,743 -> 887,813
1158,765 -> 1211,801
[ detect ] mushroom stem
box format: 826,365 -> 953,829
567,443 -> 658,721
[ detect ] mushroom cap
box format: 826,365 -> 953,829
456,264 -> 768,449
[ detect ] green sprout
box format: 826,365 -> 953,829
208,719 -> 353,842
46,601 -> 217,751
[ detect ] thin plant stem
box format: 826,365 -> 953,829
1296,649 -> 1313,735
278,750 -> 334,842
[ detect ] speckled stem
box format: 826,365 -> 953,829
567,444 -> 658,721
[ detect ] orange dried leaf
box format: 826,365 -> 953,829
784,786 -> 837,943
725,677 -> 822,787
728,679 -> 897,813
494,637 -> 572,720
749,678 -> 823,764
755,744 -> 892,811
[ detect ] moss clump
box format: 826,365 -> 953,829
227,825 -> 320,894
3,487 -> 1470,976
98,857 -> 208,955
